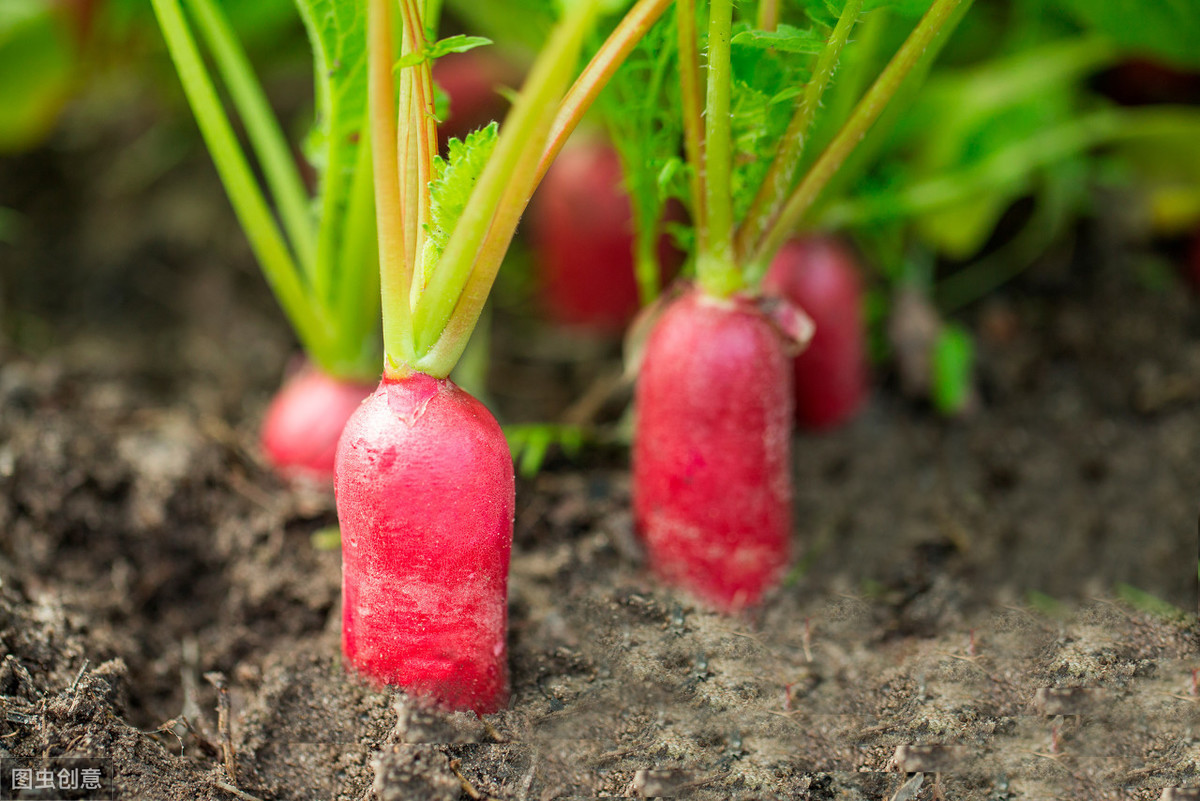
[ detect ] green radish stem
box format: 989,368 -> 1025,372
696,0 -> 739,299
333,117 -> 382,367
373,0 -> 606,380
753,0 -> 971,268
757,0 -> 779,33
424,0 -> 443,31
736,0 -> 861,265
151,0 -> 332,363
398,0 -> 439,307
369,0 -> 415,373
153,0 -> 381,382
186,0 -> 316,277
677,0 -> 706,253
414,6 -> 596,377
538,0 -> 674,185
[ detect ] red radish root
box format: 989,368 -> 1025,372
633,287 -> 794,612
532,140 -> 679,333
433,51 -> 515,145
336,374 -> 514,714
763,237 -> 869,429
260,365 -> 375,482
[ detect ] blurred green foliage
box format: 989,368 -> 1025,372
0,0 -> 74,153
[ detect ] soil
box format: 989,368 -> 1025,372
2,116 -> 1199,801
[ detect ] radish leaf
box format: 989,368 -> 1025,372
296,0 -> 367,180
730,24 -> 823,54
729,22 -> 814,219
597,9 -> 687,300
395,34 -> 493,69
422,123 -> 500,278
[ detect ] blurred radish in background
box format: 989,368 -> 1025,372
762,237 -> 869,429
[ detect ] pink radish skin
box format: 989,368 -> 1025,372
762,237 -> 869,430
260,365 -> 375,482
335,373 -> 513,714
633,287 -> 794,612
531,141 -> 681,333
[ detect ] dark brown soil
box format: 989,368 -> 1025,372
2,121 -> 1198,801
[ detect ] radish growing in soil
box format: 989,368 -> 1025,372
618,0 -> 970,611
259,365 -> 376,480
153,0 -> 381,482
337,0 -> 669,712
762,237 -> 869,429
531,137 -> 681,333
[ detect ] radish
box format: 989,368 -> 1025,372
153,0 -> 383,483
762,237 -> 869,429
618,0 -> 966,610
532,139 -> 641,332
335,0 -> 667,712
338,374 -> 512,710
530,139 -> 648,332
259,365 -> 374,481
633,289 -> 794,611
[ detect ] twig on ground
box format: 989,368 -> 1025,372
213,779 -> 264,801
205,671 -> 236,782
448,758 -> 499,801
68,659 -> 90,695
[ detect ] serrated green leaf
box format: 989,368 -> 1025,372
731,24 -> 824,54
728,21 -> 814,221
421,123 -> 500,279
595,9 -> 688,302
395,34 -> 493,69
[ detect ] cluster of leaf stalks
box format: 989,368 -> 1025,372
152,0 -> 379,382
